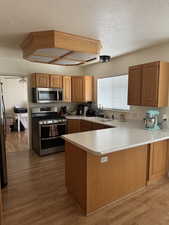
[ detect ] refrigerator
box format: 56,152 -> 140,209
0,82 -> 7,188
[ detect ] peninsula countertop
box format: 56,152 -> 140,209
63,116 -> 169,156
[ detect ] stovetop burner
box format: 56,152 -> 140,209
31,111 -> 66,120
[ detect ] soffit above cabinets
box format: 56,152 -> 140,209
21,30 -> 102,66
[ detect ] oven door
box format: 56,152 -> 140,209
40,123 -> 66,150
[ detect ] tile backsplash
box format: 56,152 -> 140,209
103,106 -> 165,121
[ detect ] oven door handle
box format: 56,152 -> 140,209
40,123 -> 66,127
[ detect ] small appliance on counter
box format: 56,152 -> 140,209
76,104 -> 85,115
86,102 -> 96,117
59,106 -> 67,116
144,109 -> 160,130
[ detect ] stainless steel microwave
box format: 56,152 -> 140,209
32,88 -> 63,103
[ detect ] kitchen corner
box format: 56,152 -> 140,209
63,116 -> 169,214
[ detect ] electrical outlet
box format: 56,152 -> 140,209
100,156 -> 108,163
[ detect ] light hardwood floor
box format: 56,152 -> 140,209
6,131 -> 29,153
2,147 -> 169,225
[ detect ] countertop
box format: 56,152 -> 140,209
63,116 -> 169,156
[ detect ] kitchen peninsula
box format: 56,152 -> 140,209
63,118 -> 169,215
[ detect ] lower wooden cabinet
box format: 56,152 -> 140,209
92,123 -> 111,130
148,140 -> 169,183
65,142 -> 148,214
80,120 -> 93,132
67,119 -> 81,133
68,119 -> 112,134
65,139 -> 169,214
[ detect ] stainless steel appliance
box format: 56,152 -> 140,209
32,109 -> 67,156
32,88 -> 63,103
144,109 -> 160,130
0,82 -> 8,188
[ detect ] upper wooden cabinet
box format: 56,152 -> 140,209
63,76 -> 71,102
71,76 -> 93,102
31,73 -> 62,88
128,65 -> 142,106
128,61 -> 169,107
50,75 -> 63,88
31,74 -> 93,103
31,73 -> 50,88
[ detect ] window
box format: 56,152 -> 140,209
97,75 -> 129,110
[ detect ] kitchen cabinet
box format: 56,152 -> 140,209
65,142 -> 148,214
80,120 -> 93,132
92,122 -> 111,130
128,65 -> 142,106
31,74 -> 93,103
63,76 -> 71,102
71,76 -> 93,102
68,119 -> 112,133
128,61 -> 169,107
50,75 -> 63,88
141,62 -> 159,106
67,119 -> 81,133
31,73 -> 63,88
31,73 -> 50,88
148,140 -> 169,183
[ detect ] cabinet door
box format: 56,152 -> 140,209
149,140 -> 168,183
71,77 -> 84,102
141,62 -> 159,107
84,76 -> 93,102
68,119 -> 81,133
128,66 -> 142,106
50,75 -> 63,88
92,123 -> 105,130
80,120 -> 93,132
63,76 -> 71,102
34,73 -> 50,88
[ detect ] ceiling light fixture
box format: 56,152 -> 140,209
99,55 -> 111,63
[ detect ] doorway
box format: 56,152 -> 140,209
0,75 -> 29,153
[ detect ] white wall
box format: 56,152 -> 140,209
84,42 -> 169,76
0,77 -> 27,114
84,41 -> 169,121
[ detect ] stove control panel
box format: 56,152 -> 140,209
39,119 -> 67,125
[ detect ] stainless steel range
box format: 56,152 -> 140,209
31,107 -> 67,156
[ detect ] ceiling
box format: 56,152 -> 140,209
1,0 -> 169,60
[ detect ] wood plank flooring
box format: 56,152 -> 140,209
2,148 -> 169,225
6,131 -> 29,153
